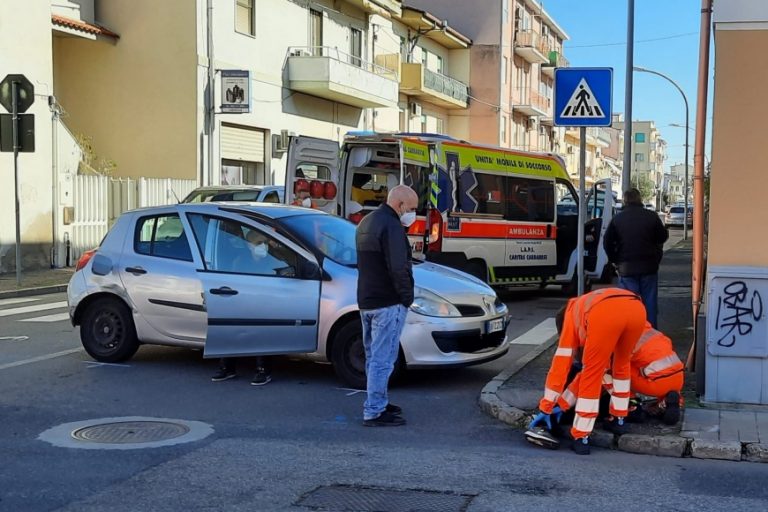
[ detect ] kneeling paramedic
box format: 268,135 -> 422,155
529,288 -> 646,455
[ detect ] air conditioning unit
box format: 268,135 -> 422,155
290,49 -> 310,57
409,102 -> 422,117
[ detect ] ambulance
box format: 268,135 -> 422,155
284,133 -> 613,293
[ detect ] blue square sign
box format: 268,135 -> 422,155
554,68 -> 613,127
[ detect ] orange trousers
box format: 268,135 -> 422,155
631,369 -> 684,401
566,298 -> 646,439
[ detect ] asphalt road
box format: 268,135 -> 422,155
5,229 -> 766,512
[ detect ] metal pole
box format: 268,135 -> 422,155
577,126 -> 586,295
621,0 -> 635,193
206,0 -> 215,186
11,81 -> 22,286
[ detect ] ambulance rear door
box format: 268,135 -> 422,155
284,136 -> 340,216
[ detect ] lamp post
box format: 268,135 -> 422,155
633,66 -> 689,240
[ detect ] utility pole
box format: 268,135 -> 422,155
621,0 -> 635,193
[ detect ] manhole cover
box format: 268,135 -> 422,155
38,416 -> 213,450
297,485 -> 474,512
71,421 -> 190,444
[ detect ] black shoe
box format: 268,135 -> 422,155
385,403 -> 402,415
572,437 -> 590,455
663,391 -> 681,425
251,368 -> 272,386
363,411 -> 406,427
603,416 -> 629,435
211,368 -> 237,382
627,404 -> 647,423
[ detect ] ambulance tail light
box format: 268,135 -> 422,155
426,208 -> 442,252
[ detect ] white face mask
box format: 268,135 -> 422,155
400,211 -> 417,227
301,197 -> 312,208
251,243 -> 268,258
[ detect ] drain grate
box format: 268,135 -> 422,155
297,485 -> 474,512
71,421 -> 190,444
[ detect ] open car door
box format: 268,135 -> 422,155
285,136 -> 340,216
585,178 -> 614,282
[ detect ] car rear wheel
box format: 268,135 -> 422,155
80,297 -> 139,363
331,319 -> 405,390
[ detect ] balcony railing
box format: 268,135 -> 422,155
286,46 -> 399,108
514,30 -> 550,63
514,88 -> 550,116
423,68 -> 469,104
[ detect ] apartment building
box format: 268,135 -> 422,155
558,127 -> 609,188
412,0 -> 569,151
668,163 -> 692,204
613,120 -> 667,192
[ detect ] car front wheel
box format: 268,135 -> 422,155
331,319 -> 405,390
80,297 -> 139,363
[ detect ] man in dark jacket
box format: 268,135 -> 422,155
603,188 -> 669,328
356,185 -> 418,427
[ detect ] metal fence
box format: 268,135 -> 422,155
71,176 -> 197,260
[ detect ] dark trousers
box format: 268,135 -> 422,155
220,356 -> 271,375
618,273 -> 659,328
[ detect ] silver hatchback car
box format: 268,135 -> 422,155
67,203 -> 509,388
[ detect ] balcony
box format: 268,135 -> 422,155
513,89 -> 550,117
399,63 -> 469,109
514,30 -> 550,64
286,47 -> 399,109
542,50 -> 569,78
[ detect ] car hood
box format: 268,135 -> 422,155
413,261 -> 496,302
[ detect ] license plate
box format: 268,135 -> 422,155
486,317 -> 505,334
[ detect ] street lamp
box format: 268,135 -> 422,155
633,66 -> 689,239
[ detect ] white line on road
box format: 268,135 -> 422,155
509,317 -> 557,345
20,313 -> 70,323
0,336 -> 29,341
0,301 -> 67,317
0,297 -> 39,306
84,361 -> 131,368
0,348 -> 82,371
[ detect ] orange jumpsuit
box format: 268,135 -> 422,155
539,288 -> 646,440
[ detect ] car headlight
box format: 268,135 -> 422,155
494,297 -> 508,315
410,287 -> 461,317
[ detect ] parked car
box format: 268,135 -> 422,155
182,185 -> 284,204
67,203 -> 509,388
665,205 -> 692,227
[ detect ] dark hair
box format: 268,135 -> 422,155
623,188 -> 642,206
555,304 -> 568,334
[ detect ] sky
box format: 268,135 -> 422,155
543,0 -> 713,170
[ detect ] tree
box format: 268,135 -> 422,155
632,174 -> 655,202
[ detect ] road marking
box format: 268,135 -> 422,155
0,336 -> 29,342
84,361 -> 131,368
20,312 -> 70,323
509,317 -> 557,345
0,297 -> 39,306
0,348 -> 82,371
336,387 -> 365,396
0,301 -> 67,317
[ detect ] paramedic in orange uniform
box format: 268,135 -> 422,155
535,288 -> 646,455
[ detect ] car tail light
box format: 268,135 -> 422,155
323,182 -> 337,200
349,212 -> 364,224
76,249 -> 97,271
294,178 -> 309,194
309,180 -> 324,199
426,208 -> 443,252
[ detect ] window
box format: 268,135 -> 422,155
135,215 -> 193,261
635,132 -> 646,143
309,9 -> 323,56
404,163 -> 431,215
471,173 -> 505,216
295,163 -> 331,181
235,0 -> 255,36
436,117 -> 445,135
436,55 -> 444,74
189,215 -> 299,277
261,191 -> 280,203
635,153 -> 645,162
505,177 -> 555,222
421,48 -> 428,66
350,28 -> 362,67
222,159 -> 266,185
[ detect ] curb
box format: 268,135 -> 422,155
478,335 -> 767,463
0,284 -> 68,299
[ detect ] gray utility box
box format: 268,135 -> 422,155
705,266 -> 768,404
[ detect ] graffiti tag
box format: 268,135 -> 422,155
715,281 -> 764,348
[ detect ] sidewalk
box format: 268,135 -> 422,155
480,238 -> 768,463
0,268 -> 73,298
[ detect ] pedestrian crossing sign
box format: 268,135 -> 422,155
554,68 -> 613,127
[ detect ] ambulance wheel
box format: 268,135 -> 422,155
466,260 -> 488,283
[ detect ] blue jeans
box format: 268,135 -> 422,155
361,304 -> 408,420
618,274 -> 659,328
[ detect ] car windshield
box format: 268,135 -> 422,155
184,189 -> 262,203
279,214 -> 357,266
670,207 -> 684,214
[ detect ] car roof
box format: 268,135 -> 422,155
127,202 -> 325,220
189,185 -> 283,192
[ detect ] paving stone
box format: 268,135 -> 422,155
745,443 -> 768,463
589,429 -> 615,449
681,408 -> 719,432
618,434 -> 687,458
690,439 -> 742,461
494,387 -> 540,411
720,411 -> 759,443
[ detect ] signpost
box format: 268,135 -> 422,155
220,70 -> 251,114
554,68 -> 612,295
0,74 -> 35,286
